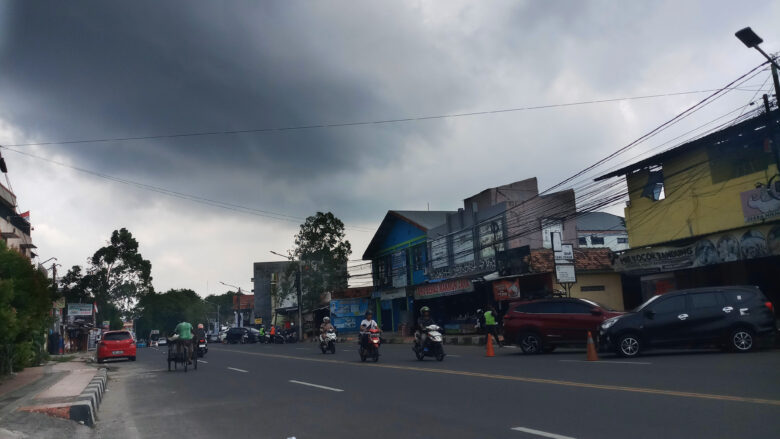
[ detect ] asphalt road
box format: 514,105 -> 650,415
93,341 -> 780,439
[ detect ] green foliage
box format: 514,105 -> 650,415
135,289 -> 207,340
0,241 -> 53,375
59,228 -> 153,324
291,212 -> 351,311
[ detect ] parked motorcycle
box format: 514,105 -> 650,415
413,325 -> 445,361
196,337 -> 208,358
359,328 -> 381,362
320,329 -> 337,354
283,328 -> 298,344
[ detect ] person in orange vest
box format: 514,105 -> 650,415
269,325 -> 276,343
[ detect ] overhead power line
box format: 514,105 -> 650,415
1,87 -> 764,148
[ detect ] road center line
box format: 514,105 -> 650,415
559,359 -> 651,365
289,380 -> 344,392
227,367 -> 248,373
215,347 -> 780,406
511,426 -> 575,439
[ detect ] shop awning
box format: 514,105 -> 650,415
414,278 -> 474,300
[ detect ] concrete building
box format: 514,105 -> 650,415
0,181 -> 35,259
576,212 -> 628,252
596,109 -> 780,309
252,261 -> 295,328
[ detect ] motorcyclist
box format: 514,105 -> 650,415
359,310 -> 378,348
174,320 -> 194,364
195,323 -> 206,343
416,306 -> 436,351
319,317 -> 335,343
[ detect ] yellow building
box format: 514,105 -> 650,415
596,111 -> 780,307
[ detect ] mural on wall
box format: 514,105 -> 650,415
614,224 -> 780,273
741,186 -> 780,223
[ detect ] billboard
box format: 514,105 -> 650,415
330,298 -> 370,332
68,303 -> 93,316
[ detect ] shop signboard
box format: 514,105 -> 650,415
380,288 -> 406,301
453,230 -> 475,264
613,223 -> 780,273
391,250 -> 407,288
254,318 -> 263,325
68,303 -> 93,316
554,244 -> 574,264
555,264 -> 577,284
428,257 -> 496,280
53,297 -> 66,309
493,278 -> 521,301
414,279 -> 474,300
430,237 -> 448,269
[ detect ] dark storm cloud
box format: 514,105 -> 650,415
0,1 -> 469,218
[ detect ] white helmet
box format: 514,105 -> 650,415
323,317 -> 331,323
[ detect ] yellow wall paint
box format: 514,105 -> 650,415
624,145 -> 778,248
555,272 -> 625,311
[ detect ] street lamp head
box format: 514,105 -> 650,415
736,27 -> 763,48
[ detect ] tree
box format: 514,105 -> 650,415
203,291 -> 237,326
60,228 -> 153,324
291,212 -> 351,311
0,241 -> 53,375
269,271 -> 296,325
135,289 -> 207,340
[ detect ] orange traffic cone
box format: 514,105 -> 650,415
586,331 -> 599,361
486,334 -> 495,357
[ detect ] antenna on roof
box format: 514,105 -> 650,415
427,202 -> 430,211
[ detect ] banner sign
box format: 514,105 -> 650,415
613,223 -> 780,273
493,278 -> 521,301
380,288 -> 406,301
741,186 -> 780,223
391,250 -> 407,288
330,298 -> 369,317
415,279 -> 474,300
68,303 -> 93,316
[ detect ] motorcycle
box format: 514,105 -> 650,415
359,328 -> 381,362
196,337 -> 208,358
413,325 -> 445,361
319,329 -> 337,354
283,328 -> 298,344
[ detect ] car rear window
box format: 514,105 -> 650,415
103,332 -> 132,341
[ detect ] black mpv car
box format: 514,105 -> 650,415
600,286 -> 776,357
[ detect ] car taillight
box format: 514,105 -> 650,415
765,301 -> 774,313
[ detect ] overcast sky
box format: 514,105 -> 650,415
1,1 -> 778,294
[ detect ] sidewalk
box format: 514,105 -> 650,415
0,351 -> 107,431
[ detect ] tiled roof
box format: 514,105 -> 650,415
530,248 -> 614,273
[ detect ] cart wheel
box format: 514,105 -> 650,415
184,361 -> 188,372
194,357 -> 198,370
174,360 -> 177,370
167,360 -> 171,371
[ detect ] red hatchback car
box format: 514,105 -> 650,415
503,298 -> 623,354
97,330 -> 137,363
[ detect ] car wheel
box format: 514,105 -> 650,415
616,333 -> 641,358
519,333 -> 542,354
96,357 -> 104,364
729,328 -> 754,352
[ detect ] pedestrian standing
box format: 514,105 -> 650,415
484,306 -> 503,347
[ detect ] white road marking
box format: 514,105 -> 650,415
511,426 -> 576,439
197,360 -> 208,364
559,359 -> 651,365
295,348 -> 307,350
289,380 -> 344,392
342,349 -> 353,352
227,367 -> 248,373
447,354 -> 461,357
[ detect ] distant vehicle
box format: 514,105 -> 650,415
97,330 -> 137,363
157,337 -> 167,346
207,332 -> 220,343
413,324 -> 445,361
601,286 -> 776,357
225,327 -> 261,343
503,298 -> 623,354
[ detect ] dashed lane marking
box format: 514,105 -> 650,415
227,367 -> 248,373
289,380 -> 344,392
511,426 -> 576,439
215,347 -> 780,406
197,360 -> 208,364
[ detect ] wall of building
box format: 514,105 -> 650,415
625,144 -> 779,248
252,261 -> 291,328
506,189 -> 577,250
555,272 -> 625,311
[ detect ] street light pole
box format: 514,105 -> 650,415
220,281 -> 245,328
736,27 -> 780,185
270,250 -> 303,341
